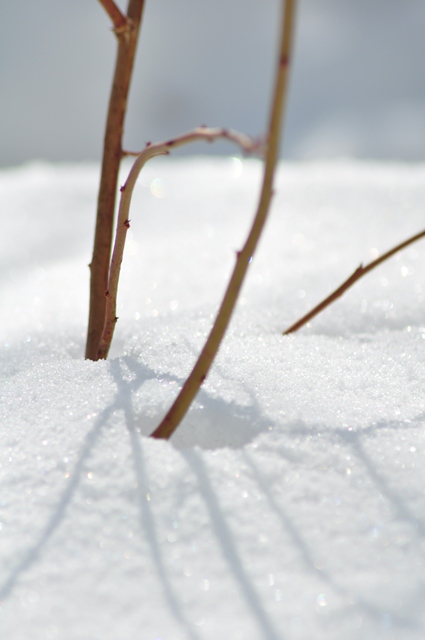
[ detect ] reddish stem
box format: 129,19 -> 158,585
86,0 -> 146,360
283,228 -> 425,334
97,0 -> 128,31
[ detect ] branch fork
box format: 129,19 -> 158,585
96,127 -> 262,361
98,0 -> 132,34
86,0 -> 146,360
113,18 -> 135,41
92,0 -> 297,443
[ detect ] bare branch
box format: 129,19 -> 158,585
283,228 -> 425,335
97,0 -> 129,33
150,0 -> 297,440
95,127 -> 261,360
85,0 -> 146,360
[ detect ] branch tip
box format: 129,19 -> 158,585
283,228 -> 425,334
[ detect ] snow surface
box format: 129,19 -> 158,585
1,157 -> 425,639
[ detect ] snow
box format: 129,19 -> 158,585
1,157 -> 425,639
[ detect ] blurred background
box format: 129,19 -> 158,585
0,0 -> 424,167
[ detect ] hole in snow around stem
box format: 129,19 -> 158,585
169,398 -> 272,450
112,355 -> 277,450
133,389 -> 272,450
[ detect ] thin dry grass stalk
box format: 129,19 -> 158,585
150,0 -> 297,440
95,127 -> 261,361
85,0 -> 146,361
283,228 -> 425,334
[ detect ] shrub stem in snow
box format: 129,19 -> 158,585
151,0 -> 297,439
85,0 -> 146,361
96,127 -> 261,361
283,228 -> 425,334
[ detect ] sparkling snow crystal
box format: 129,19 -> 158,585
1,158 -> 425,639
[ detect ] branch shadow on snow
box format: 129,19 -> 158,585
0,403 -> 111,600
0,356 -> 162,601
332,422 -> 424,634
110,358 -> 205,640
0,351 -> 276,601
114,358 -> 285,639
122,355 -> 275,449
182,449 -> 284,640
343,425 -> 425,537
260,416 -> 425,633
284,418 -> 425,539
242,448 -> 418,634
4,349 -> 422,636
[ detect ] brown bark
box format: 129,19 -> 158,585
283,228 -> 425,334
150,0 -> 297,440
85,0 -> 146,360
97,0 -> 127,31
95,128 -> 259,361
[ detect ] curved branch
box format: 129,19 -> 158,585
150,0 -> 297,439
283,228 -> 425,335
95,127 -> 261,360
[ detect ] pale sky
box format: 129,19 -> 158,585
1,0 -> 424,166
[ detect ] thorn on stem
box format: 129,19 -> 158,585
120,185 -> 125,192
124,219 -> 130,228
105,290 -> 110,297
114,316 -> 119,323
200,374 -> 206,383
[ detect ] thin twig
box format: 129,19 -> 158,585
86,0 -> 146,360
97,0 -> 130,33
150,0 -> 297,440
95,127 -> 261,361
283,228 -> 425,335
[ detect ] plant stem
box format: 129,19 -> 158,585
85,0 -> 146,361
96,127 -> 261,361
150,0 -> 297,440
283,228 -> 425,334
97,0 -> 128,32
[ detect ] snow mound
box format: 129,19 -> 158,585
1,158 -> 425,639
